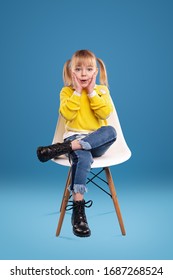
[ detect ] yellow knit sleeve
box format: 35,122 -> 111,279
59,87 -> 81,121
88,86 -> 113,119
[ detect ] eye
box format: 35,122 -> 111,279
75,67 -> 81,71
87,68 -> 93,71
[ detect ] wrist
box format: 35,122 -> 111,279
87,88 -> 94,94
76,87 -> 82,94
87,90 -> 97,98
74,90 -> 81,96
87,84 -> 96,94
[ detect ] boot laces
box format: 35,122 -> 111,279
66,200 -> 93,224
66,200 -> 93,211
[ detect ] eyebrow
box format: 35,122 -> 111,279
75,64 -> 94,67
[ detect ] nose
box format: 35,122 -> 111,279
81,68 -> 86,76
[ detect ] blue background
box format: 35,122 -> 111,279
0,0 -> 173,259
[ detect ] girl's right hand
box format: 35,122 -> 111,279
72,72 -> 82,94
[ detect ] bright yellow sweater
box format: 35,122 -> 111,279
59,85 -> 113,135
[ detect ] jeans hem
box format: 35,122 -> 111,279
68,184 -> 88,194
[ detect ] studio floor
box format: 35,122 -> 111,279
0,171 -> 173,260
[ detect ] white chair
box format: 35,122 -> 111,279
52,98 -> 131,236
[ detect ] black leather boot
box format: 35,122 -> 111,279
71,200 -> 92,238
37,141 -> 72,162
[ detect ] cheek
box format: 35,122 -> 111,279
89,72 -> 94,78
74,72 -> 80,77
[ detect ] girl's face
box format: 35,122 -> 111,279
71,59 -> 97,88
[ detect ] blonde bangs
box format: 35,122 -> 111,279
71,50 -> 97,69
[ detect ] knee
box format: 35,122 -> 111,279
72,150 -> 93,168
102,125 -> 117,140
108,125 -> 117,139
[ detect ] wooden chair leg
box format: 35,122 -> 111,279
104,167 -> 126,235
59,168 -> 71,212
56,168 -> 71,236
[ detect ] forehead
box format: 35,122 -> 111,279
71,57 -> 96,67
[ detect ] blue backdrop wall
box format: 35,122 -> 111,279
1,0 -> 172,180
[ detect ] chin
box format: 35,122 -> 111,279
81,83 -> 89,88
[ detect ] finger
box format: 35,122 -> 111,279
71,72 -> 76,80
73,73 -> 79,82
72,73 -> 78,84
91,72 -> 97,82
95,70 -> 98,77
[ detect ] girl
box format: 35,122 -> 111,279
37,50 -> 117,237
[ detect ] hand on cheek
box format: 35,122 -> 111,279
87,71 -> 98,94
72,72 -> 82,94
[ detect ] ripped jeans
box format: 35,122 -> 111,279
64,125 -> 117,194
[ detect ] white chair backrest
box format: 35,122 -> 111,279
52,97 -> 131,167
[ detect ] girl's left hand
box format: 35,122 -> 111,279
86,70 -> 98,94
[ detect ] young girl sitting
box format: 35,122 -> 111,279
37,50 -> 117,237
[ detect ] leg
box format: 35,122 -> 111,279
37,126 -> 116,162
69,149 -> 93,194
79,126 -> 117,157
69,149 -> 93,237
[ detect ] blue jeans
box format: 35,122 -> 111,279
65,125 -> 117,194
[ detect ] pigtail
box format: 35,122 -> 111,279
97,57 -> 108,87
63,59 -> 72,86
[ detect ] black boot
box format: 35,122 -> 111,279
71,200 -> 92,238
37,141 -> 72,162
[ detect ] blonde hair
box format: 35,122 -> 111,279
63,50 -> 108,87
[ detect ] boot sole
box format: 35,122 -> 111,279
73,229 -> 91,238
